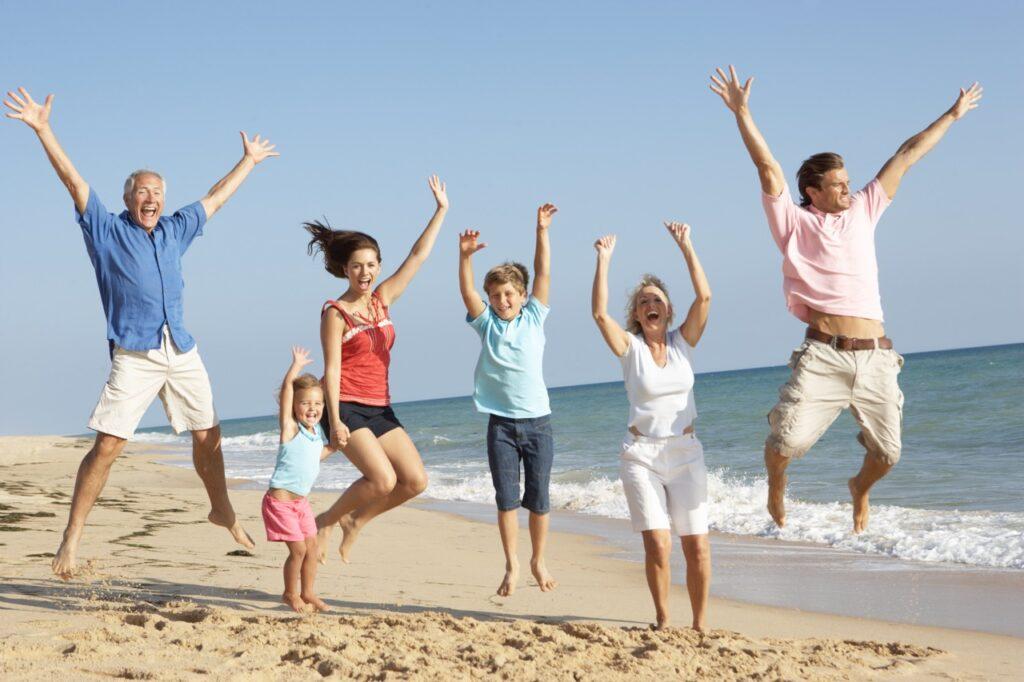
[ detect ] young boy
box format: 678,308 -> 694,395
458,203 -> 559,597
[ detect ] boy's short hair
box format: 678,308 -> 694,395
484,262 -> 530,296
292,374 -> 322,393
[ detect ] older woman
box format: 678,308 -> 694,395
591,222 -> 712,631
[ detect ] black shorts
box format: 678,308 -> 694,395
321,401 -> 403,440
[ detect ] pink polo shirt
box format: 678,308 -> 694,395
762,179 -> 892,323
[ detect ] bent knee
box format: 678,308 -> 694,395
858,432 -> 900,467
765,433 -> 813,460
403,472 -> 428,496
368,472 -> 398,497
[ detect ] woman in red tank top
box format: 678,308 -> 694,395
304,175 -> 448,563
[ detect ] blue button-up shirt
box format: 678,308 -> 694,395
76,188 -> 207,352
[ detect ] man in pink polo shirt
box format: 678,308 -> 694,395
710,65 -> 982,533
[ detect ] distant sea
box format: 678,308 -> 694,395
137,343 -> 1024,571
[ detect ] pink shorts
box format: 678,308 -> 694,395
262,493 -> 317,542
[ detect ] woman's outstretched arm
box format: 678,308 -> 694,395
592,235 -> 630,357
377,175 -> 449,306
665,222 -> 711,347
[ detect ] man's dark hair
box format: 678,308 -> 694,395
796,152 -> 845,207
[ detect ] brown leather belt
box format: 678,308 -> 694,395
805,327 -> 893,351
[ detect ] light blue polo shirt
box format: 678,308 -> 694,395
76,188 -> 207,352
467,296 -> 551,418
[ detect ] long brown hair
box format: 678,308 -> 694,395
304,220 -> 381,279
796,152 -> 844,207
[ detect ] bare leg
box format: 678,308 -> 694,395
282,540 -> 308,612
314,429 -> 398,563
192,426 -> 254,550
51,433 -> 128,579
528,512 -> 557,592
764,446 -> 790,528
337,428 -> 427,563
681,534 -> 711,631
848,450 -> 893,534
299,535 -> 328,612
641,529 -> 673,629
496,509 -> 520,597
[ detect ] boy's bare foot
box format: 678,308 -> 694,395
338,514 -> 360,564
316,525 -> 333,564
282,593 -> 308,613
51,528 -> 81,580
316,525 -> 333,565
654,611 -> 669,630
766,471 -> 787,528
496,560 -> 519,597
848,477 -> 871,534
691,621 -> 705,633
530,559 -> 557,592
301,593 -> 330,612
208,511 -> 255,550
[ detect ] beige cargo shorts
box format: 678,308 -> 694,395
765,339 -> 904,465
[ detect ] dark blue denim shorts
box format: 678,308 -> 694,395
486,414 -> 554,514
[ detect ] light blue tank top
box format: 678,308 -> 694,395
268,423 -> 326,497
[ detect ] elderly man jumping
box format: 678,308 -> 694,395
709,66 -> 981,533
4,87 -> 278,578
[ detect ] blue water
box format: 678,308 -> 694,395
138,343 -> 1024,569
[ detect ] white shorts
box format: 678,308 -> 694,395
88,326 -> 219,440
619,432 -> 708,536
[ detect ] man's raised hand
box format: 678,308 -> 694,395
428,174 -> 449,210
537,203 -> 558,230
709,65 -> 753,114
4,87 -> 53,132
459,229 -> 487,256
240,131 -> 279,164
949,82 -> 983,120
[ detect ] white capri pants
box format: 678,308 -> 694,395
619,432 -> 709,536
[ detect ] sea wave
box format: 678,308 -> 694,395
155,435 -> 1024,570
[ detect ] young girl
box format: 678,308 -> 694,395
304,175 -> 449,564
457,203 -> 559,597
262,346 -> 336,612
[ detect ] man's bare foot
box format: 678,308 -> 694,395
848,477 -> 870,534
530,558 -> 557,592
51,528 -> 81,580
208,511 -> 256,550
282,593 -> 308,613
338,514 -> 360,564
496,560 -> 519,597
691,622 -> 705,633
766,471 -> 787,528
316,525 -> 333,565
301,593 -> 330,612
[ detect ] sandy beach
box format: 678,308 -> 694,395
1,436 -> 1021,680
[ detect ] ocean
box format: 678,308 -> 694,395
136,343 -> 1024,572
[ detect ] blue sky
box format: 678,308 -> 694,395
1,1 -> 1021,435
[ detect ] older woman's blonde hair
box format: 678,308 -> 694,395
625,274 -> 673,334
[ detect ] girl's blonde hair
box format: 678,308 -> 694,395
292,374 -> 322,392
625,274 -> 673,334
484,262 -> 529,295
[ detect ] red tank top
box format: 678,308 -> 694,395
322,292 -> 396,406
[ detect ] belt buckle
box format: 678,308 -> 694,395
830,334 -> 847,350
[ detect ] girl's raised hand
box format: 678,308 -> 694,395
664,221 -> 691,247
428,174 -> 448,210
458,229 -> 487,256
594,234 -> 617,257
291,346 -> 313,369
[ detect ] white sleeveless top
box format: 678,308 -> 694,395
619,330 -> 697,438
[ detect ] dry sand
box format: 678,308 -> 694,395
0,435 -> 1020,680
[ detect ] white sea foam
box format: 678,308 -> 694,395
158,437 -> 1024,570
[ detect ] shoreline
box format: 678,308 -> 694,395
153,446 -> 1024,638
1,435 -> 1022,679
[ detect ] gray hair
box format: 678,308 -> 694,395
625,274 -> 673,335
123,169 -> 166,199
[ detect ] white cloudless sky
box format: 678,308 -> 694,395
1,1 -> 1021,435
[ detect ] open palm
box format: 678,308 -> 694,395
3,87 -> 52,131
